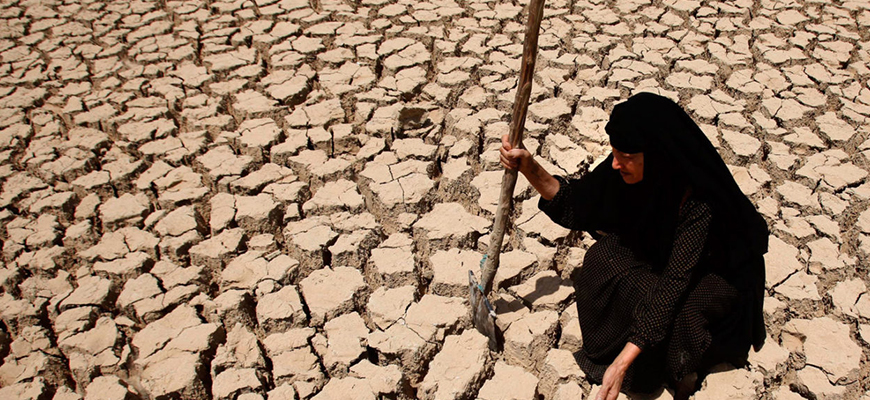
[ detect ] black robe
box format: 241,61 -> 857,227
538,93 -> 768,391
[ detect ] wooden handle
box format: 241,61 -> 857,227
479,0 -> 546,295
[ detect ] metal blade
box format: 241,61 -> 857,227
469,270 -> 500,351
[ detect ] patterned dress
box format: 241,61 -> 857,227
539,174 -> 751,392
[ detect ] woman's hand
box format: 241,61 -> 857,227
596,342 -> 641,400
499,134 -> 532,173
596,362 -> 627,400
498,133 -> 560,200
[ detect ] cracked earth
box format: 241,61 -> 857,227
0,0 -> 869,399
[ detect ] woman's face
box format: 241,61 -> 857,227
611,147 -> 644,184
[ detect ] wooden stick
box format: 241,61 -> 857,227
479,0 -> 546,295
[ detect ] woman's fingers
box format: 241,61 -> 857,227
501,133 -> 512,151
606,377 -> 623,400
499,151 -> 512,169
596,377 -> 612,400
595,385 -> 608,400
499,144 -> 521,170
597,382 -> 618,400
607,385 -> 620,400
499,142 -> 510,159
500,133 -> 532,172
596,363 -> 625,400
499,152 -> 517,170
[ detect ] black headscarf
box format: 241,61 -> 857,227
605,92 -> 768,260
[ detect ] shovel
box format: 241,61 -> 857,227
470,0 -> 547,351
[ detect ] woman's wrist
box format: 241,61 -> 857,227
515,155 -> 537,183
614,342 -> 642,371
516,151 -> 534,176
613,355 -> 632,372
516,158 -> 553,199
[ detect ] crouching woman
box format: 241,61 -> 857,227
500,93 -> 768,400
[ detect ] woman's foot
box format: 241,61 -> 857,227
673,372 -> 698,400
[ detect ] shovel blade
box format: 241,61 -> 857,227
469,270 -> 501,351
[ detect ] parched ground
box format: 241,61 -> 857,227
0,0 -> 868,399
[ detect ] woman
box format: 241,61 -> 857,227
500,93 -> 768,400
